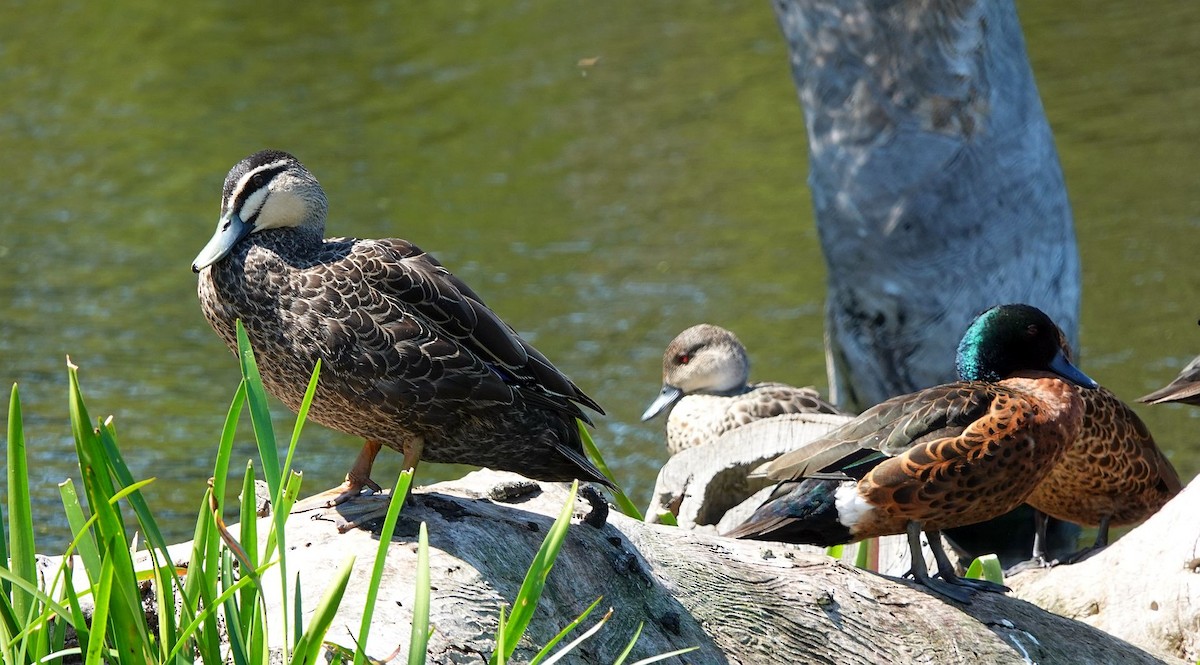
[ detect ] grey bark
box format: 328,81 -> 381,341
246,470 -> 1174,664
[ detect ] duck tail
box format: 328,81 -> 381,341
723,479 -> 853,546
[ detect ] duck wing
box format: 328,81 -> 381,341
328,238 -> 601,420
760,382 -> 996,482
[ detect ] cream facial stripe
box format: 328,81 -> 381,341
229,159 -> 291,221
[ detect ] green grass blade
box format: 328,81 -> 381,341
291,557 -> 355,665
65,364 -> 154,660
490,482 -> 578,665
83,548 -> 116,665
222,550 -> 250,665
825,544 -> 844,559
964,553 -> 1005,585
293,572 -> 304,654
281,361 -> 321,486
59,480 -> 102,576
406,522 -> 431,665
612,621 -> 644,665
212,380 -> 247,515
655,512 -> 677,527
236,321 -> 297,655
61,557 -> 93,657
577,422 -> 642,520
629,647 -> 701,665
0,568 -> 74,638
351,470 -> 414,665
854,538 -> 873,570
529,597 -> 603,665
7,384 -> 37,627
541,608 -> 612,665
494,606 -> 507,665
238,459 -> 261,641
236,321 -> 281,495
164,558 -> 274,663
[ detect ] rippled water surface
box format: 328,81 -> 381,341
1,1 -> 1197,552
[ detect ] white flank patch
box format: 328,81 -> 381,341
834,482 -> 874,529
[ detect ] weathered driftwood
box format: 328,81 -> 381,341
1006,475 -> 1200,664
644,413 -> 851,530
647,413 -> 955,577
224,469 -> 1169,664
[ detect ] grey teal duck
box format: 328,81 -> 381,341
725,304 -> 1099,602
193,150 -> 612,506
641,324 -> 843,455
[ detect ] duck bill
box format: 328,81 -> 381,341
192,212 -> 253,272
1049,351 -> 1099,389
641,384 -> 683,421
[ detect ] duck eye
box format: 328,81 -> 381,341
251,173 -> 267,188
676,353 -> 690,365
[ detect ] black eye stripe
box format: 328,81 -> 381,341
232,164 -> 288,218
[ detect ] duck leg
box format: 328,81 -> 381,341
293,439 -> 384,512
1058,514 -> 1111,564
1005,510 -> 1055,574
902,522 -> 974,603
927,529 -> 1010,594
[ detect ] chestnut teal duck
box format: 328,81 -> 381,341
725,304 -> 1098,602
641,324 -> 843,455
1022,385 -> 1181,566
193,150 -> 612,507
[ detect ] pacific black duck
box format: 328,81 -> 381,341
193,150 -> 612,510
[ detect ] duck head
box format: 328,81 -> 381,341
641,324 -> 752,420
192,150 -> 329,272
956,304 -> 1098,388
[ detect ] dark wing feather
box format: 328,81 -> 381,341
361,239 -> 601,418
761,382 -> 996,482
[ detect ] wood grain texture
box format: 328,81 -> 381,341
256,470 -> 1171,664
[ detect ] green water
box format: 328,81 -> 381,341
1,1 -> 1197,552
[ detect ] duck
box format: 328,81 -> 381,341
192,149 -> 613,512
724,304 -> 1099,602
1139,354 -> 1200,406
1020,386 -> 1181,566
641,324 -> 844,455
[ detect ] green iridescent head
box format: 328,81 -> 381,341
955,304 -> 1098,388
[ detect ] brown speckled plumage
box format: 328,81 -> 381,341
642,324 -> 842,455
1026,387 -> 1181,530
194,150 -> 610,495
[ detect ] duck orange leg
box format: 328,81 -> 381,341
292,439 -> 384,512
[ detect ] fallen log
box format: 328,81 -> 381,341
236,469 -> 1173,664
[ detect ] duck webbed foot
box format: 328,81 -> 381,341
902,523 -> 1009,603
292,439 -> 385,513
927,528 -> 1010,594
